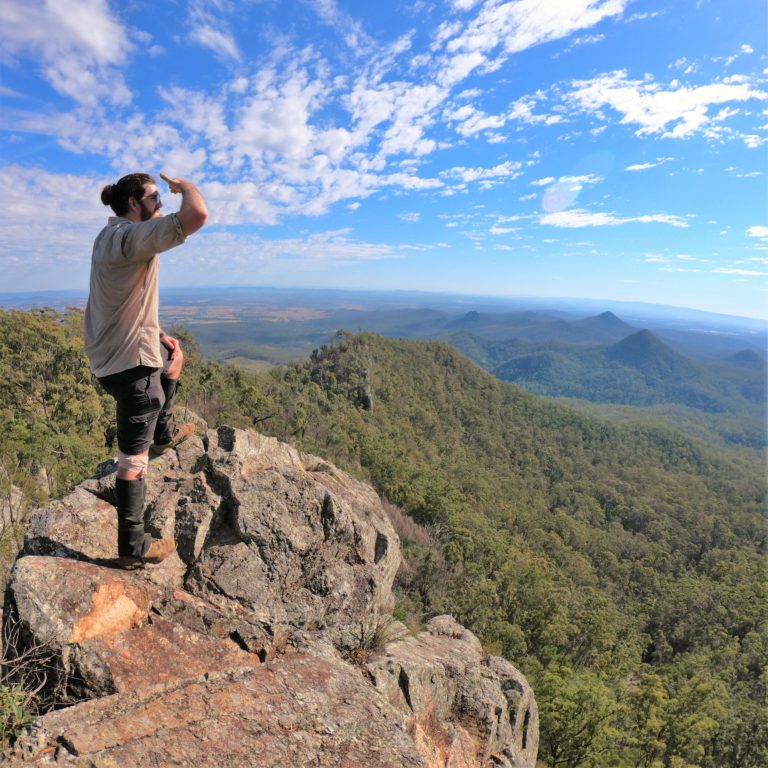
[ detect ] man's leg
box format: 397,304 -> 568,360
115,458 -> 148,557
100,366 -> 175,565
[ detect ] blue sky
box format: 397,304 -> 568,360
1,0 -> 767,319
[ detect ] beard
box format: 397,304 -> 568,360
139,202 -> 161,221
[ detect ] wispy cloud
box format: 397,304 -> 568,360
712,267 -> 767,276
188,0 -> 241,61
567,70 -> 768,140
311,0 -> 374,54
0,0 -> 133,106
644,253 -> 704,263
190,25 -> 240,62
430,0 -> 628,88
441,160 -> 525,184
533,174 -> 604,213
442,0 -> 627,57
0,165 -> 111,272
625,157 -> 673,171
541,209 -> 689,228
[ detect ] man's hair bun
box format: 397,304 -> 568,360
100,184 -> 114,206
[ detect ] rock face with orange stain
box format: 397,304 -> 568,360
4,426 -> 538,767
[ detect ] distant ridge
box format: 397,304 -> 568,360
449,310 -> 483,328
606,329 -> 693,377
726,349 -> 765,370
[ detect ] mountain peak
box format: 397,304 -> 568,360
574,311 -> 636,342
606,329 -> 689,375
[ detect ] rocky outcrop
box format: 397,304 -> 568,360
4,426 -> 538,766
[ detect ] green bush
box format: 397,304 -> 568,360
0,683 -> 36,747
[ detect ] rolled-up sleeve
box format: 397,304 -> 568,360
118,213 -> 186,263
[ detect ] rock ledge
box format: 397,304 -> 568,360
4,426 -> 538,767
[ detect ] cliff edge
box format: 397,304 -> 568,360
3,425 -> 538,767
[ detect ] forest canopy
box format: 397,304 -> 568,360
1,309 -> 765,768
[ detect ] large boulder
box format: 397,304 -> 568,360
4,426 -> 538,766
368,616 -> 539,768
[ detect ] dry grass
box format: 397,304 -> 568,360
343,615 -> 409,669
0,610 -> 59,749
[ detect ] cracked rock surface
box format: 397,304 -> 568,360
4,426 -> 538,767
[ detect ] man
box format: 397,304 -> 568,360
85,172 -> 208,568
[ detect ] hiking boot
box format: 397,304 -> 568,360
143,538 -> 176,563
112,538 -> 175,569
150,422 -> 197,457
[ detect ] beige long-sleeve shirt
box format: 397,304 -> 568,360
84,213 -> 186,378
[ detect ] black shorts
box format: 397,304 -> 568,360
98,366 -> 165,455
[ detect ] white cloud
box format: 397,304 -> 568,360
447,104 -> 508,136
747,225 -> 768,238
437,51 -> 488,87
531,174 -> 603,212
558,174 -> 602,185
0,165 -> 108,284
158,229 -> 412,287
541,208 -> 689,228
743,135 -> 766,148
450,0 -> 483,10
442,160 -> 524,184
572,33 -> 605,47
567,70 -> 768,139
625,157 -> 672,171
0,166 -> 424,290
626,10 -> 664,22
187,0 -> 243,61
310,0 -> 380,54
445,0 -> 628,57
372,83 -> 446,158
431,0 -> 628,91
0,0 -> 133,106
399,212 -> 421,222
644,252 -> 705,263
190,25 -> 241,62
712,267 -> 767,277
508,96 -> 563,125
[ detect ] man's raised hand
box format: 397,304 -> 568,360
159,172 -> 184,194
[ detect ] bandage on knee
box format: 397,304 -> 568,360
117,451 -> 149,479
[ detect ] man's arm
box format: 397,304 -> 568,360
160,173 -> 208,236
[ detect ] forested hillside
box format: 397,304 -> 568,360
448,327 -> 765,449
1,309 -> 765,768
